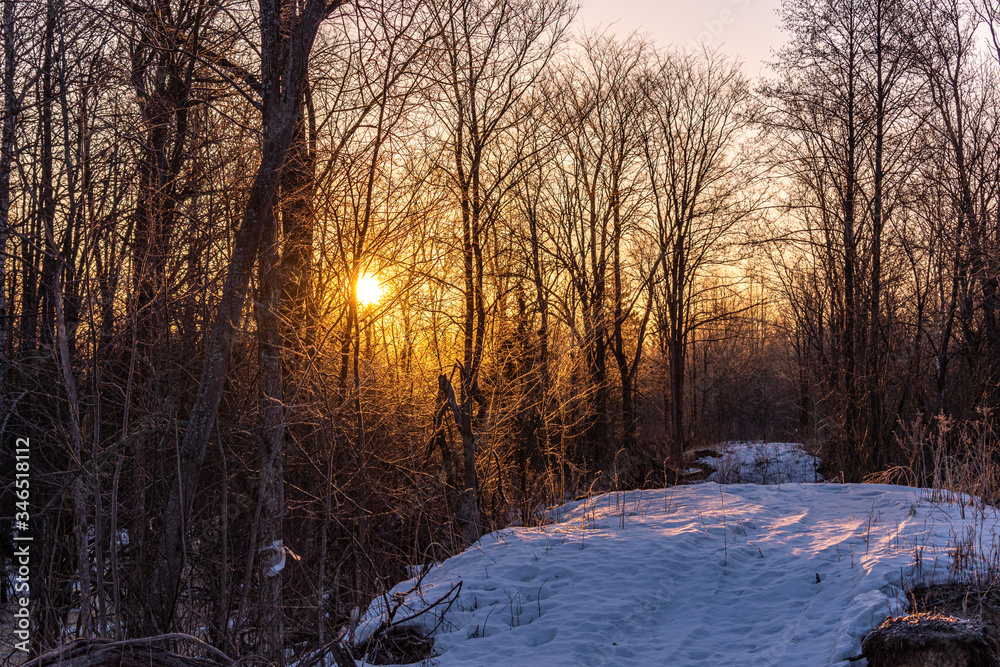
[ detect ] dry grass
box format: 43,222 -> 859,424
873,412 -> 1000,507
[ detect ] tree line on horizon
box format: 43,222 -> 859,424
2,0 -> 1000,662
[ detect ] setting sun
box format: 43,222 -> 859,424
355,274 -> 384,307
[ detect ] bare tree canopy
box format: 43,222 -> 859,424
5,0 -> 1000,662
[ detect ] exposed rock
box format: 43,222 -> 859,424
863,612 -> 999,667
679,449 -> 718,482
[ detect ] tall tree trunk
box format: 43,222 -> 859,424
0,0 -> 16,376
454,100 -> 482,543
54,269 -> 92,638
842,25 -> 860,479
668,326 -> 685,466
36,0 -> 57,352
255,201 -> 284,664
150,0 -> 339,633
866,0 -> 888,472
280,83 -> 317,352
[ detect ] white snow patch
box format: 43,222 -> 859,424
356,483 -> 1000,666
700,441 -> 822,484
261,540 -> 300,577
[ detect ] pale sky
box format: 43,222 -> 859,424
576,0 -> 787,78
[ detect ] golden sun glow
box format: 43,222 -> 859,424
355,274 -> 384,307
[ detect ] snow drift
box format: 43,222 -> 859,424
353,448 -> 1000,666
698,441 -> 822,485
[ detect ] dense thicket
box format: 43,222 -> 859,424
3,0 -> 1000,662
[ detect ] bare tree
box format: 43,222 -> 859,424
0,0 -> 17,393
914,0 -> 1000,409
548,34 -> 652,475
152,0 -> 345,635
643,49 -> 751,466
428,0 -> 574,541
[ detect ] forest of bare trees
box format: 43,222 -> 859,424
4,0 -> 1000,662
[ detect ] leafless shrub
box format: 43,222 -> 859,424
893,413 -> 1000,508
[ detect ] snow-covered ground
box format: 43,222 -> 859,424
353,445 -> 1000,666
698,441 -> 822,485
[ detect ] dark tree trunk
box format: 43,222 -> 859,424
255,194 -> 285,664
149,0 -> 339,633
0,0 -> 16,375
